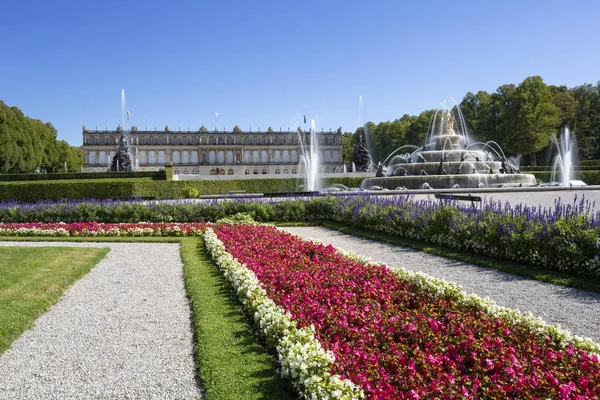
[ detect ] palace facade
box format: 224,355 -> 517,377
82,125 -> 344,176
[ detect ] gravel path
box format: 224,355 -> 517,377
0,242 -> 202,400
284,227 -> 600,343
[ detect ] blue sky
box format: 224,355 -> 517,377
2,0 -> 599,146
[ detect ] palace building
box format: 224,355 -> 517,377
81,124 -> 344,176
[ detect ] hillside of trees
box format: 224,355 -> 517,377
348,76 -> 600,166
0,101 -> 82,173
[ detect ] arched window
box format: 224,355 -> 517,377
282,151 -> 289,163
245,169 -> 250,175
273,150 -> 281,163
252,136 -> 259,145
149,151 -> 156,165
201,152 -> 207,163
191,151 -> 198,164
291,151 -> 298,163
99,151 -> 107,166
333,150 -> 339,162
292,168 -> 297,174
226,150 -> 233,164
325,151 -> 331,163
275,168 -> 280,174
253,169 -> 259,175
226,136 -> 233,145
109,151 -> 116,162
262,168 -> 267,174
158,151 -> 165,164
172,136 -> 179,145
209,136 -> 215,145
139,151 -> 147,165
243,137 -> 250,145
218,136 -> 224,144
89,151 -> 96,165
182,151 -> 189,164
217,151 -> 225,164
283,168 -> 289,174
252,151 -> 259,164
209,151 -> 216,164
261,151 -> 268,164
172,151 -> 180,164
244,151 -> 250,163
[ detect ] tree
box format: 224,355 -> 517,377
500,77 -> 560,165
341,131 -> 355,168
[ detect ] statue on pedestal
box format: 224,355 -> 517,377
442,110 -> 456,136
111,135 -> 133,171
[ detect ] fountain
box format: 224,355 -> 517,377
297,120 -> 320,191
110,89 -> 134,172
550,126 -> 585,186
361,101 -> 538,190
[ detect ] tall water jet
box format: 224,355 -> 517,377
111,89 -> 134,171
297,120 -> 320,191
551,126 -> 581,186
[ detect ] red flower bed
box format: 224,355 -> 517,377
215,224 -> 600,399
0,222 -> 208,236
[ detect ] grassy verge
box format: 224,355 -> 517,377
0,246 -> 109,353
180,238 -> 295,400
312,220 -> 600,294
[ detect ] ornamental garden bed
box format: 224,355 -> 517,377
207,223 -> 599,399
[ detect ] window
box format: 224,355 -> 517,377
209,151 -> 216,164
209,136 -> 215,145
210,168 -> 216,175
282,151 -> 289,163
333,150 -> 339,162
291,151 -> 298,163
172,151 -> 180,164
191,151 -> 198,164
243,151 -> 250,163
262,168 -> 267,174
275,168 -> 280,174
182,151 -> 189,164
109,151 -> 116,162
252,151 -> 259,164
273,150 -> 281,163
253,169 -> 259,175
245,169 -> 250,175
139,151 -> 146,164
283,168 -> 289,174
89,152 -> 96,165
261,151 -> 268,164
226,150 -> 233,164
228,168 -> 234,175
149,151 -> 156,165
325,151 -> 331,163
243,137 -> 249,145
158,151 -> 165,164
218,136 -> 224,145
292,168 -> 297,174
226,136 -> 233,145
172,137 -> 179,145
217,151 -> 225,164
99,151 -> 107,165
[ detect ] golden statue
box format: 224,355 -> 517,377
442,110 -> 456,136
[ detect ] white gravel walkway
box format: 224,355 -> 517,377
285,227 -> 600,344
0,242 -> 202,400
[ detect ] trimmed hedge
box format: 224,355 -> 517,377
0,170 -> 165,182
0,176 -> 366,202
531,170 -> 600,185
580,159 -> 600,167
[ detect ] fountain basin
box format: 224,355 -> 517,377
362,173 -> 537,190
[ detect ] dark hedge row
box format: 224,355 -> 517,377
0,176 -> 366,202
0,170 -> 165,182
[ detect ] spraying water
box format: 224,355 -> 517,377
297,120 -> 320,191
551,126 -> 578,186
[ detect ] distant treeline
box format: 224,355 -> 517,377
344,76 -> 600,166
0,101 -> 82,173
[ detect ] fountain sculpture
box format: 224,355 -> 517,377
297,120 -> 320,191
550,126 -> 584,186
111,90 -> 133,171
361,103 -> 537,190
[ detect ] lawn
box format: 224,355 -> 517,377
0,246 -> 109,353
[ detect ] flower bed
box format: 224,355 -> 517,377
0,222 -> 208,237
212,224 -> 600,399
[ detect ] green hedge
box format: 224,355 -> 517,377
531,170 -> 600,185
0,176 -> 366,202
0,170 -> 165,182
580,159 -> 600,167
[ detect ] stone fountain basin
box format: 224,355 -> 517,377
361,173 -> 538,190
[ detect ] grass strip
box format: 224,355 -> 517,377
0,246 -> 109,354
180,238 -> 295,400
313,220 -> 600,294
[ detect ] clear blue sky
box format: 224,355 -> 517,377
2,0 -> 599,146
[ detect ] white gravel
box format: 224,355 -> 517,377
284,227 -> 600,344
0,242 -> 202,400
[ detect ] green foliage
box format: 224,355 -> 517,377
0,101 -> 83,173
0,170 -> 165,182
341,131 -> 356,168
182,186 -> 199,198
